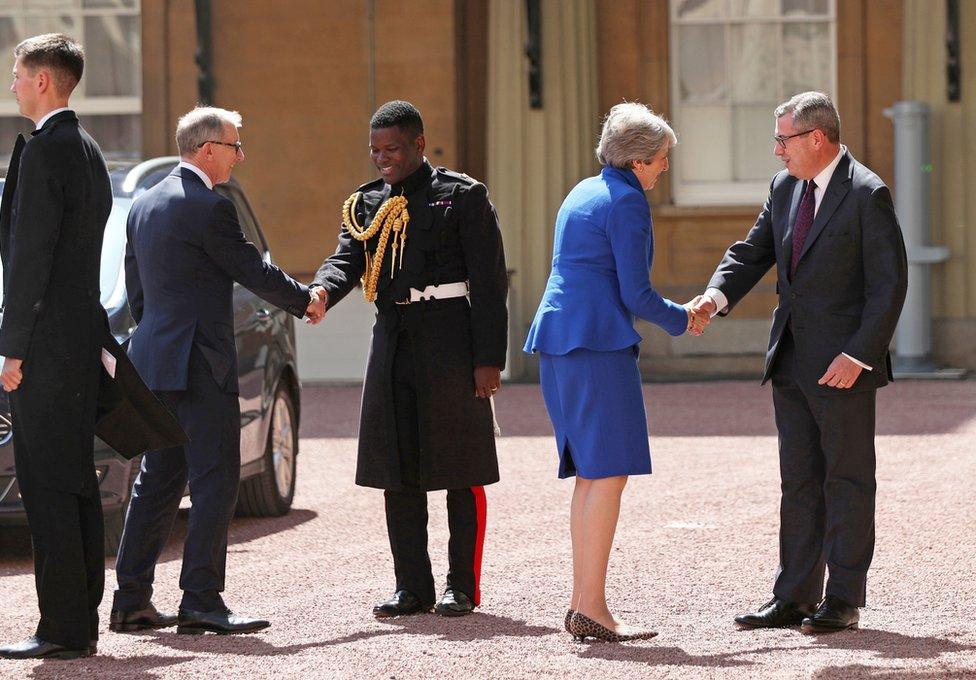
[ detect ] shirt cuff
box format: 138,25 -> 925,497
703,288 -> 729,317
843,353 -> 872,371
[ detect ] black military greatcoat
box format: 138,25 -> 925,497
314,160 -> 508,491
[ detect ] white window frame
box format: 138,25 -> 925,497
669,0 -> 837,205
0,2 -> 141,122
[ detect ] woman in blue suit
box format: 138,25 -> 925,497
524,103 -> 708,642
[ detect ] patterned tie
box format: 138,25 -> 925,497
790,179 -> 817,279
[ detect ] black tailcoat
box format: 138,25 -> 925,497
314,160 -> 508,491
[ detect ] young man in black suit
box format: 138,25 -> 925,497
695,92 -> 908,633
0,33 -> 115,660
110,107 -> 325,636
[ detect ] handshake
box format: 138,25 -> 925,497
683,294 -> 718,337
304,286 -> 328,325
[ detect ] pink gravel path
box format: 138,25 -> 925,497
0,380 -> 974,679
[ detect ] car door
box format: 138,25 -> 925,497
218,185 -> 273,467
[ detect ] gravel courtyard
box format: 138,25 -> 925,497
0,380 -> 974,679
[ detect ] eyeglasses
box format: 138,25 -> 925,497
773,129 -> 816,149
199,140 -> 243,152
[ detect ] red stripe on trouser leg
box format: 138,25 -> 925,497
471,486 -> 487,607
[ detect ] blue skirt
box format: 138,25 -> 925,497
538,347 -> 651,479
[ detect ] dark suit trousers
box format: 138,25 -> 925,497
384,331 -> 487,607
14,464 -> 103,649
771,328 -> 877,607
114,347 -> 240,613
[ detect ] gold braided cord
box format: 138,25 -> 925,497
340,192 -> 410,302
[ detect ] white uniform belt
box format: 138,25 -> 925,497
403,281 -> 469,303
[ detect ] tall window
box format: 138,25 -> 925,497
669,0 -> 836,205
0,0 -> 140,163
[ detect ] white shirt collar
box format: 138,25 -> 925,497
35,107 -> 71,130
178,161 -> 214,190
812,145 -> 846,193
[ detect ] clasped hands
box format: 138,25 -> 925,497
684,295 -> 716,336
304,286 -> 328,324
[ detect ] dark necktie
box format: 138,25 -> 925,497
790,179 -> 817,279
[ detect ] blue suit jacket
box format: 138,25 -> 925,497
524,166 -> 687,355
125,167 -> 309,393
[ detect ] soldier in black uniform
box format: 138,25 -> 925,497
312,101 -> 508,617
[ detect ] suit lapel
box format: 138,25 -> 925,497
796,153 -> 853,266
782,178 -> 805,277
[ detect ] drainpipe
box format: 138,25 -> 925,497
194,0 -> 215,105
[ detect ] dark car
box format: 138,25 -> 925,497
0,157 -> 302,555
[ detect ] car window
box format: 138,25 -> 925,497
0,182 -> 130,311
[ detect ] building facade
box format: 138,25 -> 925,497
7,1 -> 968,379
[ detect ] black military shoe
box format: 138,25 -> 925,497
176,607 -> 270,635
801,595 -> 860,633
0,635 -> 92,660
434,588 -> 474,617
110,603 -> 178,632
373,590 -> 430,618
735,598 -> 817,629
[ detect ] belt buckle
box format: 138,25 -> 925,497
394,298 -> 411,305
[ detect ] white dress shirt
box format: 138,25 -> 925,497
703,145 -> 871,370
35,107 -> 70,130
178,160 -> 214,190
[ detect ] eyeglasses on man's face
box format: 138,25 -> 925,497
773,129 -> 816,149
199,140 -> 243,153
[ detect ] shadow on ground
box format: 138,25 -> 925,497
0,508 -> 318,573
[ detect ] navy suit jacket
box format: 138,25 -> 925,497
707,151 -> 907,393
125,167 -> 309,394
524,165 -> 688,356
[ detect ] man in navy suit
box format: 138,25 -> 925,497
110,107 -> 325,635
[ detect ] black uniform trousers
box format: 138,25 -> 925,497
384,329 -> 486,607
113,346 -> 241,613
12,456 -> 103,650
770,327 -> 877,607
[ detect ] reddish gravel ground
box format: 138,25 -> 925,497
0,380 -> 974,679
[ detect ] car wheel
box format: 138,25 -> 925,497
104,454 -> 141,557
236,384 -> 297,517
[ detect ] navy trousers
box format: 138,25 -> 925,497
113,347 -> 241,613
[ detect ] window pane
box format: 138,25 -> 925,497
25,14 -> 76,37
83,0 -> 138,8
0,16 -> 26,62
730,23 -> 778,101
675,0 -> 726,19
84,14 -> 140,96
80,113 -> 139,161
676,106 -> 731,182
678,25 -> 727,103
27,0 -> 80,9
730,0 -> 778,17
782,23 -> 831,95
733,105 -> 782,180
782,0 -> 829,17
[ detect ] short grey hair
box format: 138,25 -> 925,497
175,106 -> 243,155
596,102 -> 677,169
774,91 -> 840,143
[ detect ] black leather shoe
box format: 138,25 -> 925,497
0,636 -> 91,660
176,607 -> 270,635
373,590 -> 430,618
434,588 -> 474,617
735,598 -> 817,629
110,603 -> 178,632
801,595 -> 860,633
